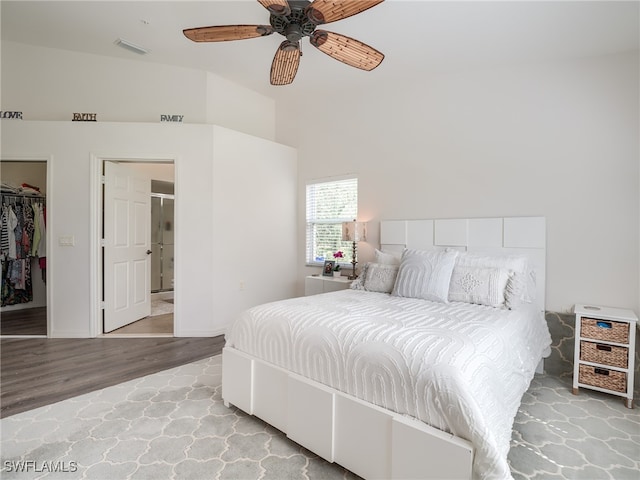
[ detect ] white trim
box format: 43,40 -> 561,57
90,153 -> 177,338
305,173 -> 357,186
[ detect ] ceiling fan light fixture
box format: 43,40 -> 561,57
184,0 -> 385,85
114,38 -> 149,55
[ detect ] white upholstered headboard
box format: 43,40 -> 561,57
380,217 -> 546,312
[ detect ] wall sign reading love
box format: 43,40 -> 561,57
0,111 -> 23,119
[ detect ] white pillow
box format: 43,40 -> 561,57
349,263 -> 368,290
374,248 -> 402,265
392,249 -> 459,303
454,253 -> 535,309
448,266 -> 513,308
363,263 -> 399,293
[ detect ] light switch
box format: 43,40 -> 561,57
58,235 -> 75,246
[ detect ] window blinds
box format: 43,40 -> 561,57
305,177 -> 358,264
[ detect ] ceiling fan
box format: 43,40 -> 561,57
183,0 -> 385,86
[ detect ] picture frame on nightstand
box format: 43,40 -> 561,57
322,260 -> 335,276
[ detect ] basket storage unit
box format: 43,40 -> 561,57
572,304 -> 637,409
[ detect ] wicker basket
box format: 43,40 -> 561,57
580,341 -> 628,368
578,364 -> 626,393
580,317 -> 629,344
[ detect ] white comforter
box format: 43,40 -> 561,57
225,289 -> 551,480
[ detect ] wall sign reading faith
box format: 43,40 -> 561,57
160,115 -> 184,122
0,111 -> 23,119
72,113 -> 97,121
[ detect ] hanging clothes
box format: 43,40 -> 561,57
31,202 -> 43,257
2,205 -> 18,259
1,206 -> 9,255
0,194 -> 46,306
38,205 -> 46,258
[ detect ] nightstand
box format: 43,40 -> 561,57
572,304 -> 638,408
305,275 -> 353,296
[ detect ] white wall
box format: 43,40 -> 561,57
278,52 -> 640,314
1,41 -> 276,141
211,125 -> 297,325
206,73 -> 275,141
1,121 -> 296,337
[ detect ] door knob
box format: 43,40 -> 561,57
146,250 -> 152,255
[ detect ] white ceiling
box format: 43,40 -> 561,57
2,0 -> 639,100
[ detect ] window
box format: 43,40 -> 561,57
306,177 -> 358,265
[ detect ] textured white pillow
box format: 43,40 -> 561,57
448,266 -> 513,307
363,263 -> 399,293
455,253 -> 535,309
349,263 -> 368,290
374,248 -> 402,265
392,249 -> 459,303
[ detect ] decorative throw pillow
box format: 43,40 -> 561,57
349,263 -> 369,290
363,263 -> 399,293
504,270 -> 536,310
374,248 -> 402,265
448,266 -> 513,307
392,249 -> 459,303
455,253 -> 535,309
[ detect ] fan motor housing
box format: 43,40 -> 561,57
270,0 -> 316,41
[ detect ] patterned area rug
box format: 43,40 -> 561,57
1,356 -> 638,479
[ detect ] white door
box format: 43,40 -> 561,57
103,161 -> 151,332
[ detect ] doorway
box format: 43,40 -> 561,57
0,159 -> 49,336
97,159 -> 175,337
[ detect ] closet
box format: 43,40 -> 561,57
0,160 -> 47,335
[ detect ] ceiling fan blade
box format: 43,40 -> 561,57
270,41 -> 301,86
306,0 -> 384,24
183,25 -> 274,42
258,0 -> 291,16
310,30 -> 384,71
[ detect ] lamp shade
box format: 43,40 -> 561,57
342,221 -> 367,242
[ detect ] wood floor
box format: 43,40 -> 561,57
0,335 -> 224,418
109,313 -> 174,335
1,306 -> 47,335
2,311 -> 173,336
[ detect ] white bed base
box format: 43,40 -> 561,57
222,216 -> 546,479
222,346 -> 474,480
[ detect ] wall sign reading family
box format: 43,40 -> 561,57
0,111 -> 23,119
72,113 -> 97,121
160,115 -> 184,122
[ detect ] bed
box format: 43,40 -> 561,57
222,217 -> 551,480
